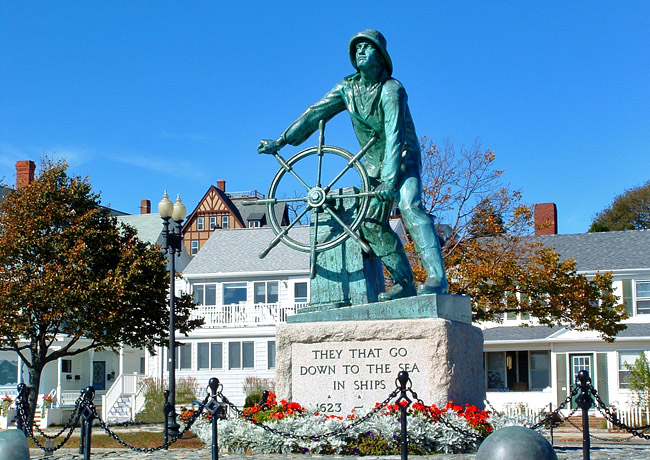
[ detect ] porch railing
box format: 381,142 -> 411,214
101,373 -> 143,422
190,302 -> 307,328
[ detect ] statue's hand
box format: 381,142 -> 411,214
374,182 -> 397,202
258,138 -> 283,155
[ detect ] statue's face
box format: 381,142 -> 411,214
355,40 -> 381,71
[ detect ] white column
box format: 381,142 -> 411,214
56,357 -> 62,405
88,350 -> 95,387
119,346 -> 124,377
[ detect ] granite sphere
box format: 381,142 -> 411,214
476,426 -> 557,460
0,429 -> 30,460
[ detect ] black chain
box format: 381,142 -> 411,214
90,394 -> 211,452
18,399 -> 82,452
220,388 -> 399,442
483,399 -> 502,416
32,397 -> 83,439
562,411 -> 636,443
529,384 -> 580,430
588,383 -> 650,440
407,389 -> 485,443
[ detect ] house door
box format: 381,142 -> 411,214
570,354 -> 592,408
92,361 -> 106,391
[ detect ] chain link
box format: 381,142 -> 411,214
587,382 -> 650,440
407,389 -> 485,443
529,384 -> 580,430
89,394 -> 211,452
483,399 -> 502,416
17,399 -> 82,452
32,397 -> 83,439
220,389 -> 399,442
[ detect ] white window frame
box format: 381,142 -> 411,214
635,281 -> 650,315
268,341 -> 276,369
193,283 -> 217,306
619,350 -> 644,389
197,217 -> 204,231
223,282 -> 247,305
210,216 -> 217,230
198,342 -> 223,370
254,281 -> 279,304
228,341 -> 254,370
249,220 -> 260,228
222,215 -> 229,229
191,240 -> 199,255
294,281 -> 308,304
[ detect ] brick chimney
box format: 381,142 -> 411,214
140,199 -> 151,214
216,180 -> 226,192
534,203 -> 557,235
15,160 -> 36,188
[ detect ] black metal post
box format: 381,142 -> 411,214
575,370 -> 593,460
163,389 -> 171,447
259,390 -> 270,410
15,383 -> 29,435
162,215 -> 183,437
80,386 -> 96,460
203,377 -> 227,460
79,388 -> 87,455
549,402 -> 554,446
396,370 -> 411,460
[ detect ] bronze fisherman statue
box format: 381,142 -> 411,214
259,30 -> 448,301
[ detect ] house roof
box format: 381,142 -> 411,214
483,325 -> 564,342
483,323 -> 650,344
535,230 -> 650,272
117,213 -> 165,244
182,185 -> 246,233
231,200 -> 288,226
184,226 -> 310,276
116,213 -> 192,272
185,217 -> 410,277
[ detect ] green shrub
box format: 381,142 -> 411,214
136,377 -> 199,423
242,376 -> 274,408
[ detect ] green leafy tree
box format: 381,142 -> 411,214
0,159 -> 202,417
624,353 -> 650,412
406,139 -> 627,340
589,181 -> 650,232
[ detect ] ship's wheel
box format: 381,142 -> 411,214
244,120 -> 377,277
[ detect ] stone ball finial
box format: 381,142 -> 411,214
0,430 -> 30,460
476,426 -> 557,460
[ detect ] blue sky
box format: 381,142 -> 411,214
1,2 -> 648,234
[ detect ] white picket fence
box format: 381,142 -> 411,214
607,406 -> 650,429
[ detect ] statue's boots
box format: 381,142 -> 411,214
416,245 -> 449,295
378,251 -> 417,301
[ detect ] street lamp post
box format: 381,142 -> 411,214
158,190 -> 187,438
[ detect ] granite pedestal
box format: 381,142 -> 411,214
276,294 -> 485,415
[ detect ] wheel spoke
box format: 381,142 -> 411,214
322,203 -> 371,253
323,135 -> 377,193
259,206 -> 311,259
316,120 -> 325,188
241,196 -> 307,206
271,153 -> 312,192
310,209 -> 320,279
325,190 -> 378,202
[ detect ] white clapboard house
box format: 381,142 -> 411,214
482,229 -> 650,416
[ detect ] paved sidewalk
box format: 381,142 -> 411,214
28,446 -> 650,460
28,425 -> 650,459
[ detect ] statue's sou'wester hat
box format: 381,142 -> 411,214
349,29 -> 393,76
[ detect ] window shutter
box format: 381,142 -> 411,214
596,353 -> 609,405
556,353 -> 567,408
622,279 -> 634,315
